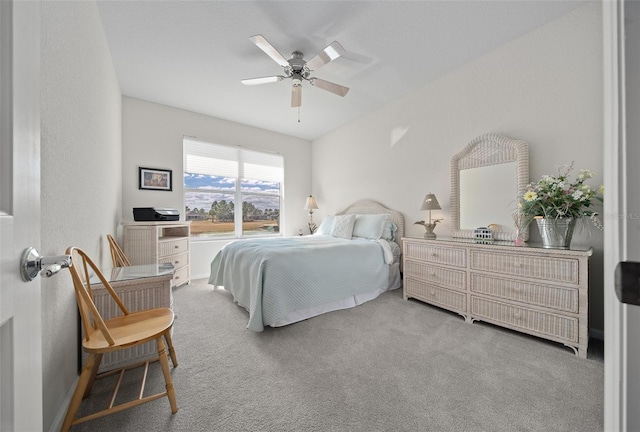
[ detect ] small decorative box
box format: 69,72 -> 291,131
474,227 -> 494,243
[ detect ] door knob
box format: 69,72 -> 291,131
615,261 -> 640,306
20,247 -> 72,282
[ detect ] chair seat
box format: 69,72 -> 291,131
83,308 -> 174,353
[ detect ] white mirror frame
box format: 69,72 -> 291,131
450,133 -> 529,241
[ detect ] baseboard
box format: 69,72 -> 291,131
591,328 -> 604,341
48,375 -> 78,432
190,273 -> 210,281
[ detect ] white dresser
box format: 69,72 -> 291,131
122,221 -> 191,287
402,237 -> 592,358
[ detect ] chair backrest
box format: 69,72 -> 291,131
107,234 -> 131,267
66,246 -> 130,346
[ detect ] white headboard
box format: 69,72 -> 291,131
337,199 -> 405,249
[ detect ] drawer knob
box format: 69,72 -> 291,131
514,311 -> 522,319
430,273 -> 436,277
174,260 -> 180,264
430,290 -> 436,296
174,245 -> 179,249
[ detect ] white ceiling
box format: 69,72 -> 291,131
96,1 -> 587,141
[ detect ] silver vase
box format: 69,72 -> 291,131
536,217 -> 576,249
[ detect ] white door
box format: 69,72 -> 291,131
624,2 -> 640,430
603,1 -> 640,430
0,1 -> 42,431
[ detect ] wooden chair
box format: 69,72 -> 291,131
107,234 -> 131,267
61,247 -> 178,432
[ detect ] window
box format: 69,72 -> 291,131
183,138 -> 283,239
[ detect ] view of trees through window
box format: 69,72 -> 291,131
184,174 -> 281,238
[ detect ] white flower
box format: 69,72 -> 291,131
579,169 -> 594,179
572,190 -> 584,200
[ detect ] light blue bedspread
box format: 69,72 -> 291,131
208,236 -> 390,331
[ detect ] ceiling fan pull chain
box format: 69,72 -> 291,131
298,107 -> 301,123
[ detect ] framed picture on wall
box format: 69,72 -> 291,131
139,167 -> 172,191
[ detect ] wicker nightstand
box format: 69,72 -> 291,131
122,221 -> 191,287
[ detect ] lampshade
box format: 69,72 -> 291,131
304,195 -> 318,210
420,193 -> 441,211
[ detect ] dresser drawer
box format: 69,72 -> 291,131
159,251 -> 189,270
470,250 -> 579,285
159,238 -> 189,258
404,242 -> 466,267
404,260 -> 466,291
405,278 -> 467,312
172,265 -> 189,286
470,273 -> 579,313
470,296 -> 578,343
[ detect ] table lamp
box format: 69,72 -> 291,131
304,195 -> 319,234
415,193 -> 442,239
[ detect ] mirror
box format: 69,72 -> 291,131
459,162 -> 516,229
450,134 -> 529,241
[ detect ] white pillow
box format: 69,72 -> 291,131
315,215 -> 335,235
330,214 -> 356,239
352,214 -> 388,240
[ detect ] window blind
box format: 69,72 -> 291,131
184,138 -> 283,182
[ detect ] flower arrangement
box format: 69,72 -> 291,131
518,162 -> 604,229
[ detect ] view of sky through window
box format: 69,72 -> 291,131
184,173 -> 279,211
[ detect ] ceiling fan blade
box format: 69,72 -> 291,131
310,78 -> 349,97
305,41 -> 345,71
241,76 -> 285,86
249,34 -> 289,67
291,84 -> 302,108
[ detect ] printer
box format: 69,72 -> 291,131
133,207 -> 180,222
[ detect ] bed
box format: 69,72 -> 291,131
208,200 -> 405,331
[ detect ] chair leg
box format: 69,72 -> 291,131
83,353 -> 103,398
156,336 -> 178,413
61,353 -> 99,432
164,330 -> 178,367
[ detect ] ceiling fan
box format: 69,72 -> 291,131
241,35 -> 350,108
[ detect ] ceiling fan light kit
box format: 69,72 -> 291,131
242,34 -> 350,110
291,82 -> 302,108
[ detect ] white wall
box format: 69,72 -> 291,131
312,3 -> 605,332
40,1 -> 122,430
121,98 -> 312,278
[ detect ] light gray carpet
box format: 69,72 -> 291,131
71,279 -> 603,432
